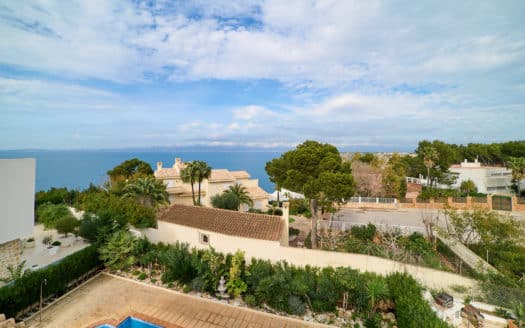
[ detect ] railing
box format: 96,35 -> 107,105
453,197 -> 467,203
472,196 -> 487,203
347,197 -> 396,204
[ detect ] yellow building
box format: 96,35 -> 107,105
154,158 -> 269,211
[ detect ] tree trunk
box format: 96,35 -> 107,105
190,180 -> 196,205
197,180 -> 202,206
427,167 -> 431,187
310,198 -> 318,249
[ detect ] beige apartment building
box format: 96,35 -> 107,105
154,158 -> 269,211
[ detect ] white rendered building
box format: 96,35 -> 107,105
0,158 -> 35,279
449,159 -> 513,194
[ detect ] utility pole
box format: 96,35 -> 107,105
40,278 -> 47,323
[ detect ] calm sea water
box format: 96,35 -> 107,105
0,150 -> 281,192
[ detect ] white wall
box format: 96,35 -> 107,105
0,158 -> 35,244
141,221 -> 477,291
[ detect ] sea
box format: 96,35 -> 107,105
0,150 -> 282,193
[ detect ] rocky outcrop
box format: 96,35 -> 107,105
0,314 -> 25,328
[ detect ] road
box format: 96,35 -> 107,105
332,208 -> 525,231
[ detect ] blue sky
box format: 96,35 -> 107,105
1,0 -> 524,150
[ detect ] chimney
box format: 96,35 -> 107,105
156,162 -> 163,171
280,202 -> 290,247
174,157 -> 182,169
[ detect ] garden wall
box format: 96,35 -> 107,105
140,222 -> 477,291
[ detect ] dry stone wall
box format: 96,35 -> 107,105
0,239 -> 21,280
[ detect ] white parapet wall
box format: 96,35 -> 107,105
0,158 -> 35,244
141,220 -> 477,291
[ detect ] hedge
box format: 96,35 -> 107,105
0,245 -> 101,318
386,272 -> 450,328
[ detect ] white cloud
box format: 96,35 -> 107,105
1,1 -> 524,149
233,105 -> 278,121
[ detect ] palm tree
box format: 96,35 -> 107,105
422,146 -> 438,187
365,278 -> 389,318
180,161 -> 198,205
511,301 -> 525,327
506,157 -> 525,197
194,161 -> 212,206
122,176 -> 169,208
225,183 -> 253,210
0,260 -> 28,283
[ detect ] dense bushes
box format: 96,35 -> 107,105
106,235 -> 447,326
36,203 -> 75,229
386,273 -> 449,328
0,245 -> 101,318
81,192 -> 156,228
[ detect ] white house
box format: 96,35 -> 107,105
449,159 -> 513,194
154,158 -> 269,211
142,204 -> 289,252
0,158 -> 35,279
269,188 -> 305,202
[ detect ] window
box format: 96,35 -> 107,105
199,233 -> 209,245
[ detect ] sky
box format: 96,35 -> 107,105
1,0 -> 524,151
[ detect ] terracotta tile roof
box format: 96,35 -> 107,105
246,186 -> 269,200
209,169 -> 235,182
231,170 -> 251,179
158,204 -> 283,241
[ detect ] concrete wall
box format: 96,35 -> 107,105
0,158 -> 35,244
140,221 -> 477,291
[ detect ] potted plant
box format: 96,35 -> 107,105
25,237 -> 36,248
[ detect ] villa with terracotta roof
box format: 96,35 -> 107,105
154,158 -> 269,211
142,204 -> 289,253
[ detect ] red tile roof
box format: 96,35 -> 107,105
158,204 -> 283,241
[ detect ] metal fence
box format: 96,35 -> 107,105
472,196 -> 487,204
452,197 -> 467,203
347,197 -> 397,204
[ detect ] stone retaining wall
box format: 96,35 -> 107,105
0,239 -> 21,280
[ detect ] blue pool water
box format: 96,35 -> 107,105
97,316 -> 163,328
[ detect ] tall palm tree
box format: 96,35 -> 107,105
225,183 -> 253,210
180,161 -> 198,205
506,157 -> 525,197
422,146 -> 438,187
122,176 -> 169,208
194,161 -> 212,206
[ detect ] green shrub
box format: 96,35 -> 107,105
351,224 -> 377,241
245,259 -> 274,301
159,242 -> 197,284
289,227 -> 300,236
288,295 -> 306,315
0,245 -> 101,318
267,208 -> 283,216
51,241 -> 61,246
150,278 -> 157,283
137,273 -> 147,280
191,277 -> 206,292
132,269 -> 141,276
37,203 -> 75,229
99,231 -> 138,271
55,216 -> 80,237
386,273 -> 448,328
243,294 -> 257,307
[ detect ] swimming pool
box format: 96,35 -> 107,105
96,316 -> 163,328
